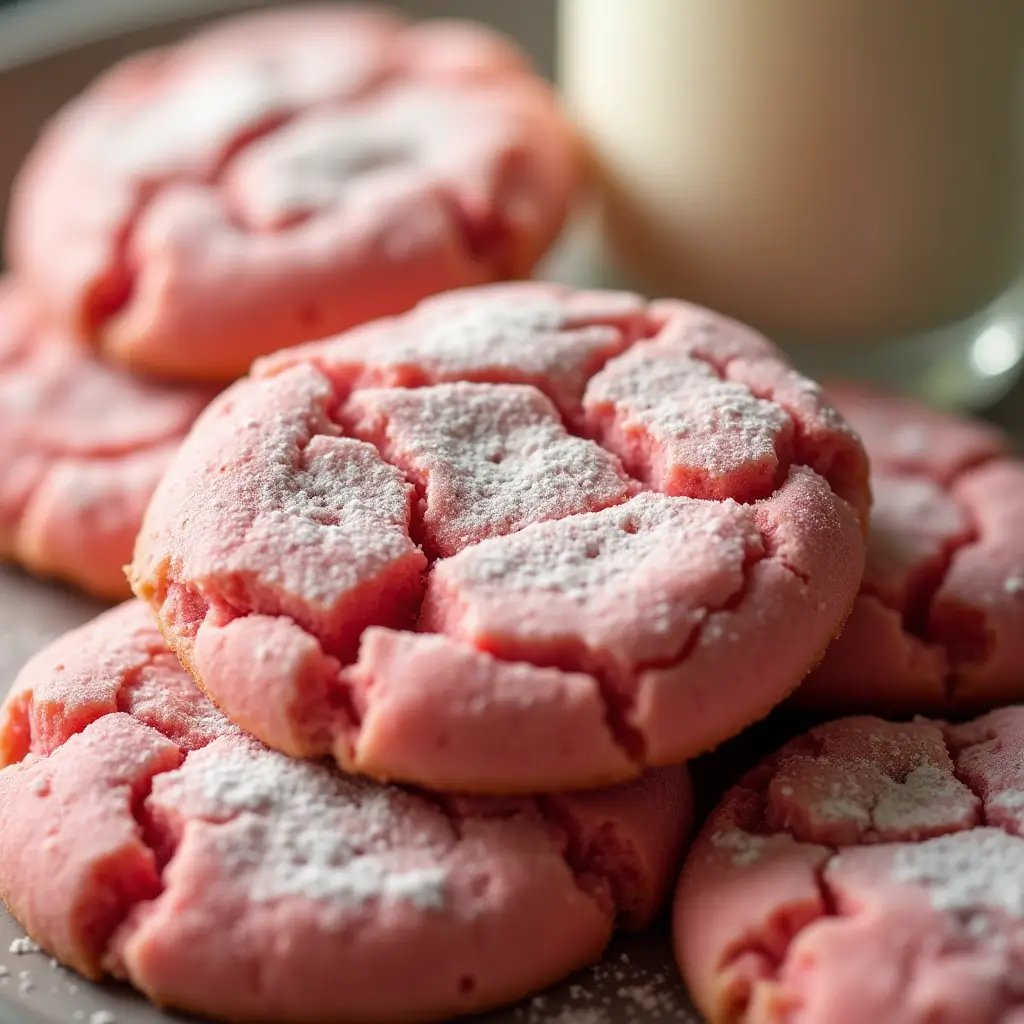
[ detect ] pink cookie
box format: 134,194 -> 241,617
674,710 -> 1024,1024
0,601 -> 691,1022
0,279 -> 211,599
798,383 -> 1024,713
7,6 -> 579,382
130,283 -> 869,792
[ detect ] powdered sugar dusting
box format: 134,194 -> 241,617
416,295 -> 580,362
892,828 -> 1024,918
427,492 -> 763,674
441,493 -> 757,603
152,736 -> 451,908
779,756 -> 978,840
872,763 -> 976,834
584,336 -> 791,498
352,292 -> 634,417
342,382 -> 630,556
989,789 -> 1024,811
710,829 -> 768,867
230,87 -> 478,228
225,429 -> 424,610
104,21 -> 384,177
120,657 -> 241,750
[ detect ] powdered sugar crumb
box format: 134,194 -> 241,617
8,938 -> 40,955
88,1012 -> 117,1024
1004,575 -> 1024,596
512,947 -> 697,1023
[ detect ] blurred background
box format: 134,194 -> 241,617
2,0 -> 1023,411
0,0 -> 556,233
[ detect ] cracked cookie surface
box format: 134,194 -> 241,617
674,711 -> 1024,1024
0,600 -> 691,1022
797,383 -> 1024,713
6,6 -> 579,382
0,279 -> 212,599
130,283 -> 869,792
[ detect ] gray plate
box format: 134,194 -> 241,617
0,6 -> 702,1020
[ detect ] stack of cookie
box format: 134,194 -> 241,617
2,8 -> 1024,1024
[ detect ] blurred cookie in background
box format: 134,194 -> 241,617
6,5 -> 581,381
796,382 -> 1024,714
0,278 -> 212,599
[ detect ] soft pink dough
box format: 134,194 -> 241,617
131,283 -> 868,792
799,382 -> 1024,712
0,601 -> 692,1022
7,7 -> 580,381
0,278 -> 211,598
674,711 -> 1024,1024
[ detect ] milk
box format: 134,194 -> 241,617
559,0 -> 1023,347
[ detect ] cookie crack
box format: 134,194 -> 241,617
84,69 -> 557,345
82,109 -> 299,337
323,384 -> 639,565
860,467 -> 992,704
567,306 -> 666,380
646,541 -> 770,690
587,332 -> 839,511
709,723 -> 1002,1022
0,633 -> 174,766
3,718 -> 191,980
321,405 -> 437,562
940,721 -> 996,827
915,522 -> 981,705
533,794 -> 645,928
584,668 -> 648,766
65,757 -> 179,982
709,786 -> 841,1023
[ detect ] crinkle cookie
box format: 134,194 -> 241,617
130,283 -> 869,792
798,383 -> 1024,713
0,279 -> 211,598
6,5 -> 580,381
675,711 -> 1024,1024
0,600 -> 691,1022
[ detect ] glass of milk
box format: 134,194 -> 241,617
555,0 -> 1024,409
